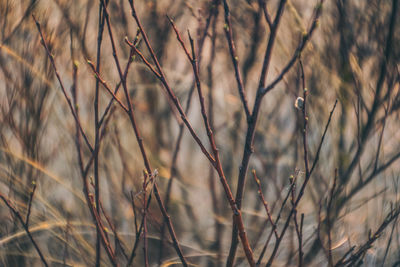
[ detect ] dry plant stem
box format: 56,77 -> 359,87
128,1 -> 256,264
252,170 -> 278,239
227,0 -> 288,264
25,181 -> 37,226
142,171 -> 149,267
158,6 -> 220,263
207,11 -> 222,264
256,179 -> 294,264
157,86 -> 195,265
326,169 -> 338,267
290,174 -> 303,267
124,40 -> 215,165
99,2 -> 188,265
97,29 -> 141,128
381,205 -> 398,265
127,1 -> 216,165
266,98 -> 337,267
222,0 -> 251,121
32,15 -> 93,153
74,84 -> 118,267
259,0 -> 273,30
188,29 -> 219,163
94,3 -> 107,265
34,15 -> 118,266
98,200 -> 129,260
167,15 -> 256,267
334,205 -> 400,266
299,214 -> 304,267
87,193 -> 118,266
127,195 -> 152,266
299,59 -> 310,178
0,193 -> 49,267
87,62 -> 129,112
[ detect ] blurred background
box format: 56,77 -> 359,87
0,0 -> 399,266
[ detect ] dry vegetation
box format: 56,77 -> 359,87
0,0 -> 399,266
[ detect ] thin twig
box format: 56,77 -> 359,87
25,180 -> 37,226
32,15 -> 93,153
100,2 -> 189,265
128,2 -> 256,265
222,0 -> 251,121
0,193 -> 49,267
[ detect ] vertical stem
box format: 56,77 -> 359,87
94,2 -> 107,265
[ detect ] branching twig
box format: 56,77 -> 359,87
222,0 -> 251,121
32,15 -> 93,153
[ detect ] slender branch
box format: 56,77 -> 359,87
0,193 -> 49,267
32,15 -> 93,153
35,14 -> 118,266
299,59 -> 310,179
128,2 -> 256,265
142,171 -> 149,267
227,0 -> 290,264
261,1 -> 323,95
25,180 -> 37,226
222,0 -> 251,120
126,1 -> 216,165
100,2 -> 189,265
158,5 -> 220,263
98,200 -> 129,261
87,60 -> 129,112
94,4 -> 107,264
252,170 -> 278,239
259,0 -> 273,30
310,100 -> 338,175
266,97 -> 337,266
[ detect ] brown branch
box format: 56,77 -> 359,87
261,1 -> 323,95
142,171 -> 149,267
227,0 -> 289,264
266,96 -> 337,267
252,170 -> 278,239
32,15 -> 93,153
35,14 -> 118,266
86,60 -> 129,112
93,3 -> 107,264
25,180 -> 37,227
128,2 -> 255,265
259,0 -> 273,30
222,0 -> 251,121
126,2 -> 216,166
158,5 -> 220,263
100,1 -> 189,265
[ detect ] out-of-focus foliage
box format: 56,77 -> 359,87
0,0 -> 399,266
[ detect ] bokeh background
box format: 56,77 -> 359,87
0,0 -> 399,266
